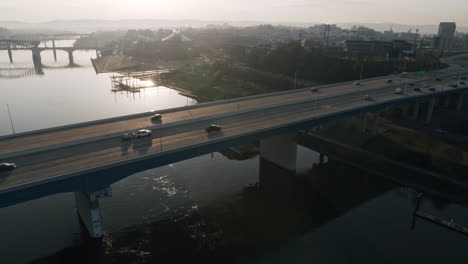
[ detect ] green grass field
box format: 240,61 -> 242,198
455,57 -> 468,67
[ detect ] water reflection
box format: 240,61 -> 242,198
0,63 -> 36,79
29,160 -> 394,264
0,45 -> 196,136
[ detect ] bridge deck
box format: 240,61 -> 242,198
0,76 -> 426,158
0,75 -> 466,195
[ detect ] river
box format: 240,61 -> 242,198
0,41 -> 467,264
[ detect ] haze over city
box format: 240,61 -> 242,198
1,1 -> 468,263
2,0 -> 468,26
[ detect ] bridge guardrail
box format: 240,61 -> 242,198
0,77 -> 455,160
0,71 -> 431,141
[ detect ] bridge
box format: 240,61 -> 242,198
0,36 -> 97,74
0,69 -> 467,238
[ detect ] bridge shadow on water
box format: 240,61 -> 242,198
29,159 -> 398,264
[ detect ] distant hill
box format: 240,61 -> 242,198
0,19 -> 466,35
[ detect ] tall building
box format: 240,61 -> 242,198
437,22 -> 456,50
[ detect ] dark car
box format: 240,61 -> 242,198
460,81 -> 466,85
0,163 -> 16,171
386,79 -> 393,83
121,133 -> 133,141
429,87 -> 436,91
310,88 -> 319,92
205,124 -> 222,133
409,83 -> 415,86
462,77 -> 467,80
451,84 -> 458,88
435,78 -> 442,81
413,87 -> 421,92
150,114 -> 162,121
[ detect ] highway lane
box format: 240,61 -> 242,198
0,75 -> 429,157
1,82 -> 465,192
0,82 -> 410,169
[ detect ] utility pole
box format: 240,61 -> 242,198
359,58 -> 365,81
294,72 -> 297,89
6,104 -> 15,134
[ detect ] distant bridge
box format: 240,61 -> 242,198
0,38 -> 98,73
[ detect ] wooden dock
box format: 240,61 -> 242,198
415,210 -> 468,236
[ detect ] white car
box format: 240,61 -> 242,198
133,129 -> 152,138
363,95 -> 372,101
394,88 -> 404,94
353,81 -> 361,86
121,129 -> 152,140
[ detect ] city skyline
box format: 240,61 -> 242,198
1,0 -> 468,27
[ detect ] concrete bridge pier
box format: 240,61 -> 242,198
401,104 -> 409,118
412,102 -> 420,120
260,132 -> 297,172
75,186 -> 112,239
457,94 -> 464,111
425,98 -> 436,124
361,112 -> 368,134
444,95 -> 450,108
52,40 -> 57,62
7,47 -> 13,63
371,112 -> 380,136
31,48 -> 43,74
68,50 -> 75,66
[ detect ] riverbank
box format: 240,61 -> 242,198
159,61 -> 323,101
316,110 -> 468,182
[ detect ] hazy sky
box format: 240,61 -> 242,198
2,0 -> 467,26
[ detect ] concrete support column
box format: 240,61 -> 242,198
31,48 -> 43,74
401,104 -> 409,118
361,112 -> 368,134
412,102 -> 420,120
75,186 -> 112,238
371,112 -> 380,136
457,94 -> 464,111
7,47 -> 13,63
260,132 -> 297,172
52,40 -> 57,62
68,51 -> 74,65
425,98 -> 436,125
444,95 -> 450,108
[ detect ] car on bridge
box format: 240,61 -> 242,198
394,88 -> 404,94
0,163 -> 16,171
150,114 -> 162,121
353,81 -> 361,86
363,95 -> 373,101
460,81 -> 466,85
205,124 -> 222,133
121,129 -> 152,140
310,88 -> 319,92
413,87 -> 422,92
386,79 -> 393,83
429,87 -> 437,92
